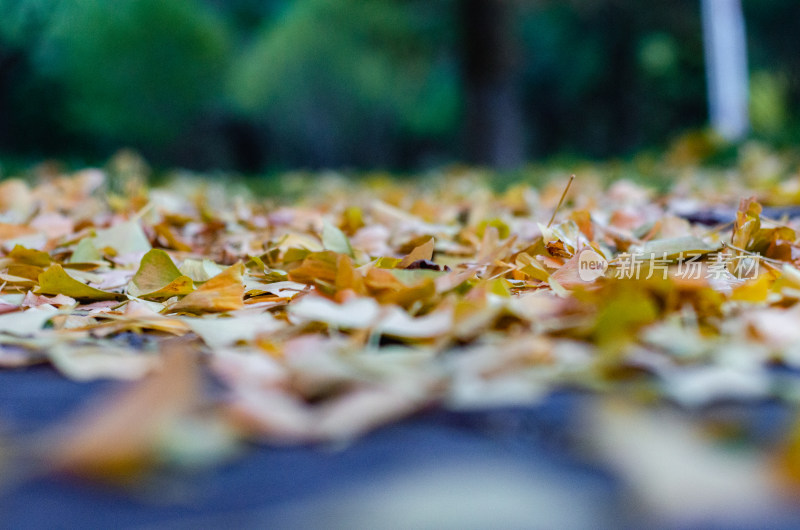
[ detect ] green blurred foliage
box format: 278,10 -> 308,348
742,0 -> 800,143
37,0 -> 230,145
228,0 -> 459,166
519,0 -> 707,157
1,0 -> 799,170
750,70 -> 789,139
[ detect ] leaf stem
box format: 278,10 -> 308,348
547,174 -> 575,228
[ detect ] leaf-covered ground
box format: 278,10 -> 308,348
5,145 -> 800,522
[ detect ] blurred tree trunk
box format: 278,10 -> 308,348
701,0 -> 749,141
459,0 -> 525,169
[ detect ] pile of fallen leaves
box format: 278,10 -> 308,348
5,145 -> 800,488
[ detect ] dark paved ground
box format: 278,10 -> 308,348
1,366 -> 798,529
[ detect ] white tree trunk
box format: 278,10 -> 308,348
701,0 -> 749,141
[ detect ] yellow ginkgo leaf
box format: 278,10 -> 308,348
8,244 -> 51,267
36,264 -> 125,301
128,249 -> 194,300
731,272 -> 774,303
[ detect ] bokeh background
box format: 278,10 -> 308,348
0,0 -> 797,172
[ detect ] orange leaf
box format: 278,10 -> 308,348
398,237 -> 434,268
168,263 -> 245,313
45,344 -> 198,480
